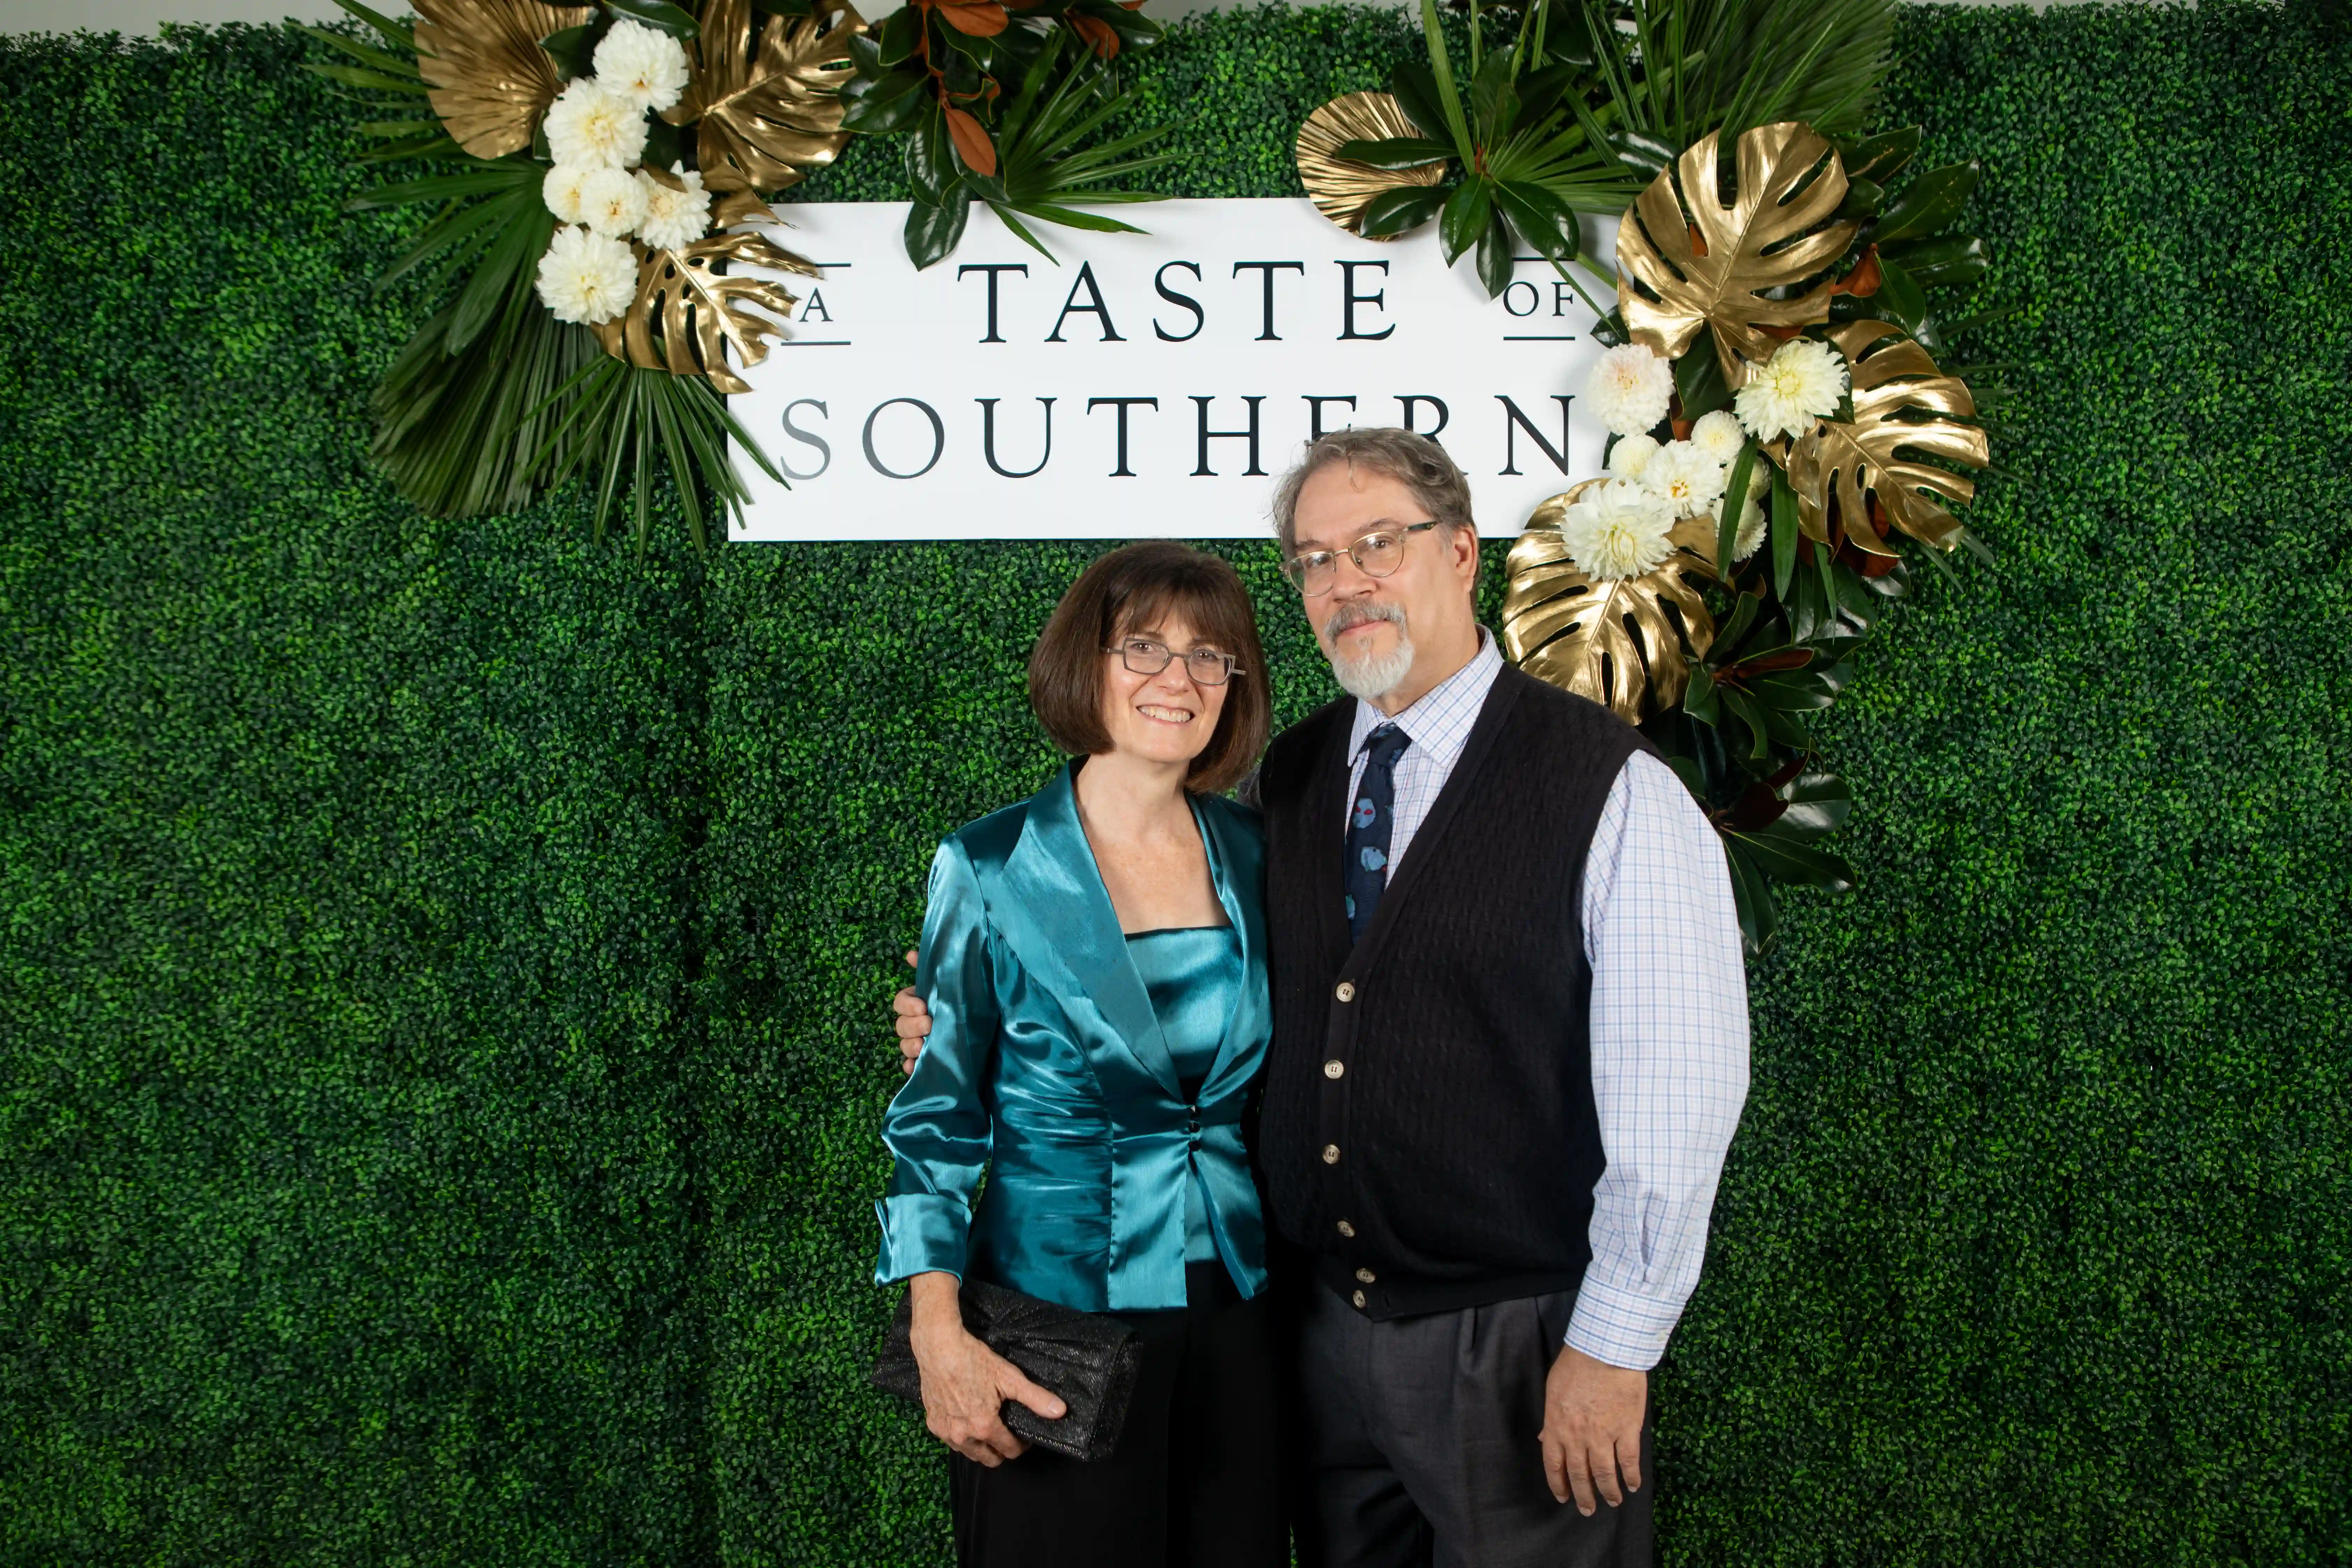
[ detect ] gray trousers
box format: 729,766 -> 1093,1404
1294,1281 -> 1656,1568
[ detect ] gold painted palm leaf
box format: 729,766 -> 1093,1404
1294,92 -> 1445,236
591,231 -> 820,393
413,0 -> 590,160
1617,121 -> 1857,386
669,0 -> 863,194
1502,481 -> 1720,724
1786,320 -> 1988,554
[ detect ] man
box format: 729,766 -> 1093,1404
895,428 -> 1749,1567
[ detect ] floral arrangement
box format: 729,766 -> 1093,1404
1297,0 -> 2005,950
305,0 -> 1174,547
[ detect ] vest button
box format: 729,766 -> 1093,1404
1334,981 -> 1356,1002
1336,1219 -> 1355,1238
1355,1267 -> 1376,1284
1322,1144 -> 1340,1165
1351,1290 -> 1367,1309
1323,1059 -> 1345,1079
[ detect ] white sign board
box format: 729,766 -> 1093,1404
729,197 -> 1616,541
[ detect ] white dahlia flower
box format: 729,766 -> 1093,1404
1644,439 -> 1727,518
1606,433 -> 1660,483
1560,481 -> 1677,581
542,163 -> 593,224
636,164 -> 712,252
1735,337 -> 1849,443
1720,489 -> 1768,561
593,19 -> 691,114
536,225 -> 638,325
545,79 -> 647,170
1690,408 -> 1746,464
1585,342 -> 1675,438
580,166 -> 649,238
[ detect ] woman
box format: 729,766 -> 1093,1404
873,542 -> 1284,1568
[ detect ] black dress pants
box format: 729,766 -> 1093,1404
949,1262 -> 1288,1568
1294,1280 -> 1656,1568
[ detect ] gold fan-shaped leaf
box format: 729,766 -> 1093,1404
668,0 -> 863,195
1501,481 -> 1720,724
414,0 -> 590,160
1295,92 -> 1446,237
1786,319 -> 1989,554
1617,121 -> 1857,387
592,230 -> 821,394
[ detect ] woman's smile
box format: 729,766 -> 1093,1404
1136,702 -> 1196,726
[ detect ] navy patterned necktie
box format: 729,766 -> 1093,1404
1344,722 -> 1412,945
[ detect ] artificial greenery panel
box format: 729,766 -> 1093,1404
2,6 -> 2348,1567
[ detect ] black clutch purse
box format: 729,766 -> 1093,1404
870,1280 -> 1142,1463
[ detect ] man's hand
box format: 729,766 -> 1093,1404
1539,1343 -> 1648,1515
908,1272 -> 1065,1465
894,950 -> 932,1076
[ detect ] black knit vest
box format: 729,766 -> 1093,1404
1257,664 -> 1657,1318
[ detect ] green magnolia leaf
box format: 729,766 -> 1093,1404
877,6 -> 922,65
1874,160 -> 1980,244
1606,128 -> 1677,178
1880,234 -> 1988,290
1836,177 -> 1884,220
1491,182 -> 1571,261
1475,213 -> 1514,296
1510,62 -> 1576,133
1674,342 -> 1732,420
1388,61 -> 1450,145
1718,836 -> 1780,954
907,106 -> 958,204
840,68 -> 930,134
1439,177 -> 1492,265
1869,254 -> 1931,338
1329,136 -> 1456,170
905,188 -> 971,270
1728,822 -> 1856,890
1716,443 -> 1757,575
1359,183 -> 1451,238
1840,124 -> 1918,186
1468,51 -> 1517,145
1775,771 -> 1853,838
604,0 -> 700,39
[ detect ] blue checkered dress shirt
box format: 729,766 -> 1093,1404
1341,629 -> 1751,1371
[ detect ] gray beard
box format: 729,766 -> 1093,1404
1325,604 -> 1416,701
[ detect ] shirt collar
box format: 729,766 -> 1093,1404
1347,626 -> 1505,770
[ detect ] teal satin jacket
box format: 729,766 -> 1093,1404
873,764 -> 1272,1311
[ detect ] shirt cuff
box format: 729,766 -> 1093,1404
1564,1271 -> 1687,1371
873,1193 -> 970,1284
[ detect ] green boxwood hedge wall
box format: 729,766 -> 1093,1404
2,4 -> 2346,1564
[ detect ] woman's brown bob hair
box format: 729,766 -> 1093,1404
1028,542 -> 1270,795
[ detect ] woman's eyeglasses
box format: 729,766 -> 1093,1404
1104,638 -> 1244,686
1279,520 -> 1441,596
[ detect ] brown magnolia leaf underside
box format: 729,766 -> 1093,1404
414,0 -> 592,159
1617,121 -> 1858,387
670,0 -> 863,194
592,231 -> 820,392
1294,92 -> 1445,237
1502,482 -> 1720,724
1786,319 -> 1988,553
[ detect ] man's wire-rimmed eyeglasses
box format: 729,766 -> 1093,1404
1104,638 -> 1245,686
1280,520 -> 1441,596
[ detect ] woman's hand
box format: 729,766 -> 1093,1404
908,1272 -> 1067,1466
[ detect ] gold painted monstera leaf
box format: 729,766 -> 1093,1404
1295,92 -> 1445,236
592,230 -> 820,394
668,0 -> 863,194
1501,482 -> 1720,724
1617,121 -> 1857,386
1787,320 -> 1989,555
413,0 -> 590,160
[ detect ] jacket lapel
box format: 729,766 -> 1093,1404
1348,669 -> 1528,962
993,763 -> 1182,1099
1195,799 -> 1270,1104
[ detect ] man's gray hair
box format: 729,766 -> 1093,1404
1270,427 -> 1476,557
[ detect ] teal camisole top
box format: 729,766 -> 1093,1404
1125,924 -> 1245,1268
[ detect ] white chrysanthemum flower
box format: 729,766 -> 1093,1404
1690,408 -> 1746,464
544,79 -> 647,170
636,164 -> 712,252
1718,489 -> 1768,561
580,166 -> 649,238
536,225 -> 638,325
1644,439 -> 1727,518
1559,481 -> 1677,580
593,19 -> 691,114
1606,433 -> 1660,483
1735,337 -> 1849,442
542,163 -> 593,224
1585,342 -> 1675,438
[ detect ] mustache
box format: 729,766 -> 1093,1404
1322,600 -> 1406,642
